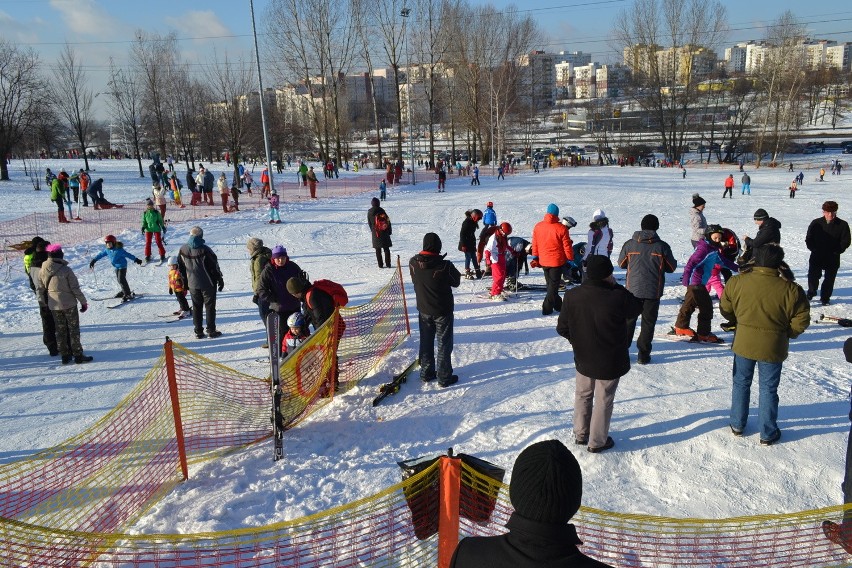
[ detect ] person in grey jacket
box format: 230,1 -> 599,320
36,244 -> 93,364
690,194 -> 707,248
178,226 -> 224,339
617,214 -> 677,364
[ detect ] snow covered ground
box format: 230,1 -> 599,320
1,155 -> 850,536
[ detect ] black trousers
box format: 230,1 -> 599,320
542,266 -> 563,315
808,255 -> 841,302
189,288 -> 217,334
375,247 -> 391,268
627,298 -> 660,359
39,304 -> 57,353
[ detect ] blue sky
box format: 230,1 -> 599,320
2,0 -> 851,108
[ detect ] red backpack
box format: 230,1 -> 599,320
374,212 -> 390,234
306,279 -> 349,309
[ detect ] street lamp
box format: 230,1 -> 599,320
249,0 -> 274,191
401,6 -> 416,185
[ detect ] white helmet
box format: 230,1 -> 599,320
287,312 -> 305,329
167,256 -> 178,266
561,216 -> 577,228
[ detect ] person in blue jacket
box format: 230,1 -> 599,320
89,234 -> 143,300
483,201 -> 497,228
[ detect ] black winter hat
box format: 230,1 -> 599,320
422,232 -> 442,253
753,244 -> 785,269
640,214 -> 659,231
692,193 -> 706,207
753,208 -> 769,221
585,256 -> 614,281
371,197 -> 380,207
286,276 -> 310,296
510,440 -> 582,524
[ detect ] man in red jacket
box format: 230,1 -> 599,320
531,203 -> 574,315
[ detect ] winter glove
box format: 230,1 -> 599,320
80,304 -> 88,313
168,288 -> 174,295
530,258 -> 540,268
269,302 -> 281,313
89,260 -> 96,269
251,294 -> 259,305
217,281 -> 224,292
135,259 -> 143,265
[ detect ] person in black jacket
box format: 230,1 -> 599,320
739,208 -> 781,265
367,197 -> 393,268
806,201 -> 852,305
178,226 -> 224,339
450,439 -> 614,568
257,245 -> 305,340
409,233 -> 461,387
286,275 -> 341,394
556,256 -> 643,452
458,208 -> 483,279
617,214 -> 677,365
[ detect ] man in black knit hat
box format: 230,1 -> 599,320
450,439 -> 613,567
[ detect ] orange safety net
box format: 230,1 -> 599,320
0,172 -> 394,262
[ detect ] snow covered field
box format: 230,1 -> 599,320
0,156 -> 850,536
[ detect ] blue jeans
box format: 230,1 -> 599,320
730,354 -> 782,440
464,250 -> 478,272
418,313 -> 454,382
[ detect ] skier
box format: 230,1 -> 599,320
141,199 -> 167,263
367,197 -> 393,269
89,235 -> 143,301
166,256 -> 191,318
282,312 -> 310,359
485,222 -> 512,300
50,175 -> 69,224
242,169 -> 253,196
459,209 -> 483,279
673,225 -> 738,342
268,190 -> 281,224
722,174 -> 734,199
178,226 -> 224,339
482,202 -> 497,228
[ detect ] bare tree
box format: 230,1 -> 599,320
106,59 -> 145,177
614,0 -> 728,163
133,31 -> 178,160
751,11 -> 807,167
373,0 -> 409,159
170,70 -> 205,170
352,0 -> 388,165
0,40 -> 44,180
51,44 -> 96,171
205,52 -> 256,184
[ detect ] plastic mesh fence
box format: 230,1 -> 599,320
457,461 -> 852,568
0,171 -> 397,263
3,262 -> 852,566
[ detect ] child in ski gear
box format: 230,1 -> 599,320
167,256 -> 191,317
789,179 -> 798,198
230,183 -> 240,211
141,199 -> 167,263
218,172 -> 230,213
268,190 -> 281,224
379,179 -> 387,200
368,197 -> 393,268
459,209 -> 483,279
582,209 -> 613,265
90,235 -> 143,300
282,312 -> 310,358
152,183 -> 168,217
486,222 -> 512,299
242,170 -> 253,196
483,202 -> 497,228
674,225 -> 739,342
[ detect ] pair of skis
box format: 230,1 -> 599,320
817,313 -> 852,327
372,359 -> 420,406
266,312 -> 284,461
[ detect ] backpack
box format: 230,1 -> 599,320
374,212 -> 389,234
306,279 -> 348,309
